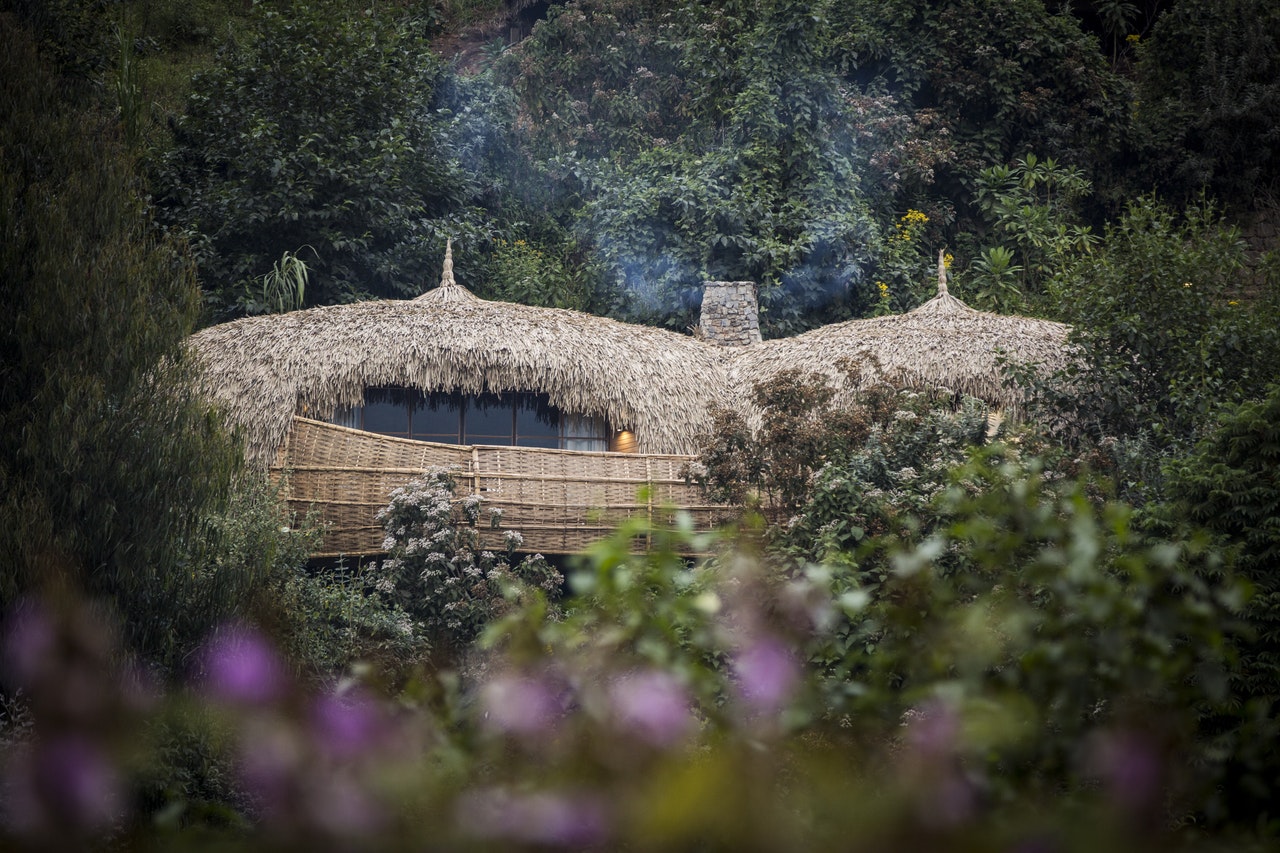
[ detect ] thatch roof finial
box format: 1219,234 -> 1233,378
441,237 -> 456,288
413,237 -> 477,303
937,248 -> 948,297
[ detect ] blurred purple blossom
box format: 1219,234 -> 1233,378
456,787 -> 610,847
1,600 -> 55,688
905,701 -> 960,760
922,768 -> 978,827
733,635 -> 799,715
310,691 -> 383,760
609,670 -> 693,747
237,721 -> 304,816
903,702 -> 978,828
199,625 -> 287,706
305,773 -> 385,837
2,735 -> 123,835
480,673 -> 563,737
1088,729 -> 1163,816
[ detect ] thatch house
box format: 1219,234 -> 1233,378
189,246 -> 735,555
189,248 -> 1070,557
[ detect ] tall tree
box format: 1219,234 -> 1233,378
503,0 -> 880,335
0,12 -> 242,664
154,2 -> 496,318
1132,0 -> 1280,209
831,0 -> 1129,219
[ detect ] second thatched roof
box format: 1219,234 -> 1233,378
189,280 -> 733,466
726,262 -> 1072,420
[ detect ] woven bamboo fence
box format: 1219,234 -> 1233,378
273,417 -> 727,557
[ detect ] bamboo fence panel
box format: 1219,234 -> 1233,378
272,417 -> 726,557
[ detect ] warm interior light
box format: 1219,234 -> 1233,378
610,428 -> 637,454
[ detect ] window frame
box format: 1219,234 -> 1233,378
332,388 -> 610,452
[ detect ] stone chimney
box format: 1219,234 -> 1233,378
698,281 -> 761,346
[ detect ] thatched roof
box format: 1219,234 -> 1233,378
726,255 -> 1071,420
189,247 -> 1071,465
188,260 -> 732,465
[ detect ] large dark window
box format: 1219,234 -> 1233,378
333,389 -> 608,451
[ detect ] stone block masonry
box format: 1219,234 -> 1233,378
698,281 -> 761,347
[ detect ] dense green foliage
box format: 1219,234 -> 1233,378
1012,196 -> 1280,470
833,0 -> 1129,219
1167,387 -> 1280,705
154,2 -> 499,317
1133,0 -> 1280,208
373,470 -> 563,656
0,15 -> 247,665
503,0 -> 882,333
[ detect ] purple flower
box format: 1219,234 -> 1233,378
3,736 -> 123,835
733,635 -> 799,715
2,600 -> 56,688
921,768 -> 977,828
456,787 -> 610,847
609,670 -> 693,747
905,701 -> 960,760
310,692 -> 383,760
236,721 -> 304,816
1088,729 -> 1163,816
199,625 -> 287,706
479,673 -> 563,737
305,774 -> 384,837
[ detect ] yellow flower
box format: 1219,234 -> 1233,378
876,281 -> 889,298
1126,33 -> 1140,44
515,239 -> 527,246
1228,300 -> 1240,306
943,252 -> 954,269
1183,282 -> 1192,288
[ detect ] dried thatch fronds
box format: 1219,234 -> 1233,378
188,286 -> 733,466
727,285 -> 1071,423
189,240 -> 1073,468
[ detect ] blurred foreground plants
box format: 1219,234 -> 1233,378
3,443 -> 1267,849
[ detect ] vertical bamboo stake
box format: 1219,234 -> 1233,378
645,455 -> 654,551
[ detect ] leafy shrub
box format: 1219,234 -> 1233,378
969,154 -> 1098,310
1165,385 -> 1280,704
776,391 -> 990,565
1158,385 -> 1280,825
691,366 -> 897,516
481,237 -> 590,310
274,562 -> 429,685
794,448 -> 1238,810
0,15 -> 244,669
1017,195 -> 1280,466
374,469 -> 563,656
872,209 -> 939,313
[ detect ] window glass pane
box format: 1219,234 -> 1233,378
562,414 -> 608,452
564,437 -> 607,452
362,388 -> 412,436
519,436 -> 561,449
331,406 -> 359,429
412,391 -> 462,443
464,393 -> 514,444
515,394 -> 559,441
